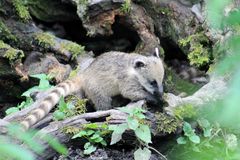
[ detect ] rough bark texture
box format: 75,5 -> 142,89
1,100 -> 176,159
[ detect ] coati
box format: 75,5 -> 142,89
20,51 -> 164,130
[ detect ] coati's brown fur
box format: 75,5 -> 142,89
20,51 -> 164,130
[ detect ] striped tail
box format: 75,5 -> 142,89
20,79 -> 80,130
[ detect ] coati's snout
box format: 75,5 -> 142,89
153,85 -> 163,101
150,80 -> 164,97
151,84 -> 164,104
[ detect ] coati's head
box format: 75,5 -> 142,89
132,51 -> 164,102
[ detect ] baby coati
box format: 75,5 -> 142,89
20,51 -> 164,130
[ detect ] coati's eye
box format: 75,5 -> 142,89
134,59 -> 146,68
150,80 -> 158,88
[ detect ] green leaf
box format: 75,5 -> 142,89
198,119 -> 210,128
30,73 -> 48,80
84,123 -> 99,129
84,142 -> 91,148
135,124 -> 152,144
17,101 -> 26,110
183,122 -> 195,137
7,125 -> 44,154
110,131 -> 122,145
118,106 -> 134,114
83,142 -> 96,155
189,135 -> 200,144
53,110 -> 66,120
133,107 -> 146,114
0,143 -> 35,160
72,130 -> 87,139
21,97 -> 33,109
100,140 -> 107,146
93,137 -> 103,143
127,117 -> 139,130
100,123 -> 108,129
134,147 -> 151,160
22,74 -> 52,97
177,137 -> 187,144
43,135 -> 68,155
21,86 -> 39,97
90,133 -> 100,140
6,98 -> 34,115
135,112 -> 146,119
58,96 -> 67,112
203,129 -> 212,137
198,119 -> 212,137
39,79 -> 51,89
113,123 -> 128,134
86,130 -> 94,136
5,107 -> 19,115
110,123 -> 128,145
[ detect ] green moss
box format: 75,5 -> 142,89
60,41 -> 85,60
0,21 -> 18,43
69,66 -> 80,78
34,32 -> 55,48
173,104 -> 197,120
0,40 -> 24,61
179,32 -> 210,67
121,0 -> 131,13
159,46 -> 165,57
65,95 -> 87,115
155,6 -> 172,15
75,0 -> 89,18
188,43 -> 209,67
155,112 -> 180,134
12,0 -> 31,22
63,126 -> 81,135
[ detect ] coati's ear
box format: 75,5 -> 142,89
153,48 -> 160,58
134,59 -> 146,68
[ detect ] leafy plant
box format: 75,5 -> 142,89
5,73 -> 53,115
177,119 -> 213,153
12,0 -> 31,21
109,107 -> 155,160
171,0 -> 240,158
177,122 -> 200,145
179,32 -> 210,67
121,0 -> 131,13
197,118 -> 212,138
170,121 -> 239,160
0,124 -> 67,160
53,96 -> 87,120
72,123 -> 108,155
53,96 -> 74,120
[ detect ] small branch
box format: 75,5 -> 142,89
148,146 -> 167,160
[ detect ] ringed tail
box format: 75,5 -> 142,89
20,78 -> 81,131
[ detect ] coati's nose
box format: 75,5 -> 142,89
158,85 -> 163,96
153,84 -> 163,97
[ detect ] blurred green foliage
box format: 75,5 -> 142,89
0,124 -> 67,160
170,0 -> 240,159
2,74 -> 67,159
